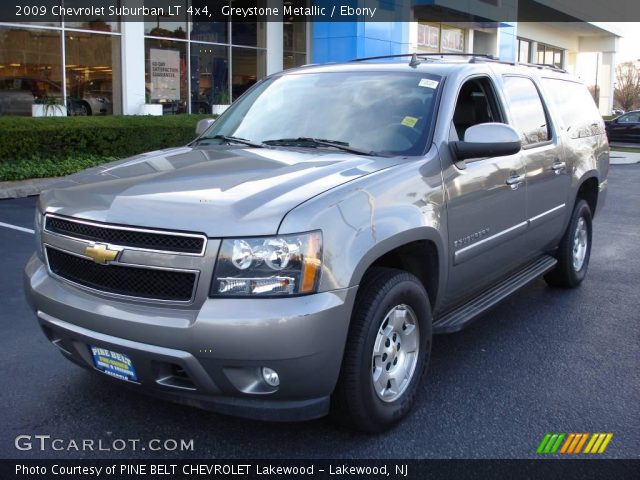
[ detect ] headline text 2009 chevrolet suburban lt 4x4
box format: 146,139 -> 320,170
25,54 -> 608,432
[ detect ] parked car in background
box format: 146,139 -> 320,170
69,78 -> 113,116
605,110 -> 640,143
0,77 -> 64,115
611,108 -> 624,116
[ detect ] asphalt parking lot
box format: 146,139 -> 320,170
0,165 -> 638,460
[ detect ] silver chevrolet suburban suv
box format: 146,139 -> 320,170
25,54 -> 609,432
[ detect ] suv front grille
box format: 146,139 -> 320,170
45,216 -> 205,254
46,247 -> 197,302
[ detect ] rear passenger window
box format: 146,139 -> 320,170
541,78 -> 604,138
502,76 -> 550,146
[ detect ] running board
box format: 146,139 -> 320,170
433,255 -> 557,334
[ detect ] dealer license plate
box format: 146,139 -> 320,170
90,346 -> 138,382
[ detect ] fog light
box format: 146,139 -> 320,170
262,367 -> 280,387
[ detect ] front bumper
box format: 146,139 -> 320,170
25,254 -> 357,421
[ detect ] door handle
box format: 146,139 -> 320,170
551,160 -> 566,174
506,174 -> 525,189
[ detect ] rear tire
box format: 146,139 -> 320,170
544,199 -> 592,288
331,268 -> 432,432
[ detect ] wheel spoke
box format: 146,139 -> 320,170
402,324 -> 418,353
373,367 -> 390,395
389,307 -> 407,330
371,303 -> 421,403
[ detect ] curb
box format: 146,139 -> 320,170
0,177 -> 58,200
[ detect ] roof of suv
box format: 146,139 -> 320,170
285,54 -> 575,82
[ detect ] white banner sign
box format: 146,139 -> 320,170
150,48 -> 180,101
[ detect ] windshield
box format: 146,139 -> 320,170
201,71 -> 441,156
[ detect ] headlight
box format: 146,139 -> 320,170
210,231 -> 322,297
34,209 -> 44,260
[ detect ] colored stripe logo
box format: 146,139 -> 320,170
537,433 -> 613,454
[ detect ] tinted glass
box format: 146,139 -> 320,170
64,0 -> 120,32
503,76 -> 550,146
190,44 -> 229,113
0,26 -> 63,116
203,72 -> 441,156
541,78 -> 604,138
231,47 -> 266,101
619,112 -> 640,123
145,0 -> 187,39
65,32 -> 121,115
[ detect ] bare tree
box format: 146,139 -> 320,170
614,62 -> 640,112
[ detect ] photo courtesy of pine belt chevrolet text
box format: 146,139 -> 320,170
24,54 -> 609,432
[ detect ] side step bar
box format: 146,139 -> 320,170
433,255 -> 557,334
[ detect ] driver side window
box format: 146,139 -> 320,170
452,77 -> 503,140
619,113 -> 640,123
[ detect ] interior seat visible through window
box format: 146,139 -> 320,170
452,78 -> 501,140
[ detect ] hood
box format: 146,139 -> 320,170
40,146 -> 399,237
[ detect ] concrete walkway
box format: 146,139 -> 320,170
610,150 -> 640,165
0,177 -> 57,200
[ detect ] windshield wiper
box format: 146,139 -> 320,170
195,134 -> 265,148
262,137 -> 375,156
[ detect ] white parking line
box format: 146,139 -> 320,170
0,221 -> 34,234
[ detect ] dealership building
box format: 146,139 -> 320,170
0,1 -> 621,117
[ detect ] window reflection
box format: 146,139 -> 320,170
145,0 -> 188,39
283,21 -> 306,70
65,32 -> 121,115
64,0 -> 121,32
0,26 -> 63,116
190,44 -> 229,114
232,47 -> 266,101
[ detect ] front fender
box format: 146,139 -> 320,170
278,155 -> 447,303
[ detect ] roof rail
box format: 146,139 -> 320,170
350,52 -> 567,73
517,62 -> 567,73
350,53 -> 499,63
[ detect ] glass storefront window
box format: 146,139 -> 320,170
232,22 -> 266,48
65,21 -> 121,33
440,25 -> 464,52
417,23 -> 462,53
231,47 -> 266,101
145,39 -> 188,114
190,44 -> 229,113
536,43 -> 564,69
145,0 -> 188,39
284,52 -> 307,71
283,22 -> 306,69
0,26 -> 63,116
518,38 -> 530,63
191,22 -> 228,44
65,32 -> 122,115
63,0 -> 120,32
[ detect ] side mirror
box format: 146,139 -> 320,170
195,118 -> 215,136
451,123 -> 521,161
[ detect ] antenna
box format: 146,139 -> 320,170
409,53 -> 421,68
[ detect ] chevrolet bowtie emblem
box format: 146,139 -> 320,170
84,244 -> 119,265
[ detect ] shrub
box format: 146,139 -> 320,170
0,115 -> 213,181
0,154 -> 117,182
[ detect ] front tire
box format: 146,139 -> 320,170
544,199 -> 593,288
331,268 -> 432,432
